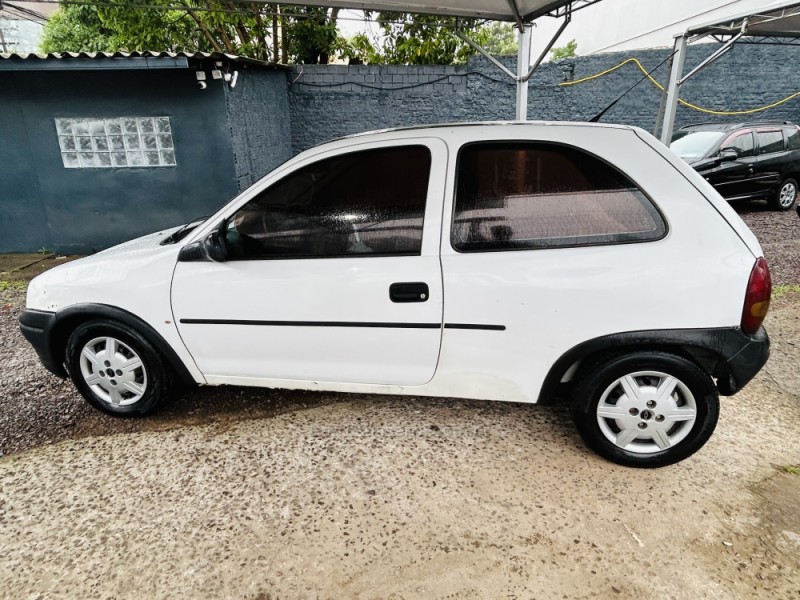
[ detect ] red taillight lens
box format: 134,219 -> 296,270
741,257 -> 771,335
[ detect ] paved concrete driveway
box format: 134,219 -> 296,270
2,301 -> 800,600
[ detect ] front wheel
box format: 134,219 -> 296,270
769,178 -> 797,211
65,320 -> 174,416
571,352 -> 719,468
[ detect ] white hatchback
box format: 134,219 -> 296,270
20,122 -> 771,467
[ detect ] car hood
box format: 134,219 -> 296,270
91,226 -> 183,257
25,226 -> 185,312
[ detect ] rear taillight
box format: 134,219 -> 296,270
741,257 -> 771,335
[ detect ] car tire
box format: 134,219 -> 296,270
769,177 -> 798,211
571,351 -> 719,468
65,320 -> 173,417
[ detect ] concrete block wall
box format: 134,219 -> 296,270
287,44 -> 800,153
225,68 -> 294,192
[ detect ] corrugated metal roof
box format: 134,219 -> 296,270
0,50 -> 287,70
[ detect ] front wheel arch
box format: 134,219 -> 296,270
49,304 -> 197,386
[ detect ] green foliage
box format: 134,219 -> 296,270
339,13 -> 503,65
480,21 -> 517,56
40,2 -> 340,63
550,38 -> 577,61
40,6 -> 118,53
41,5 -> 514,66
772,284 -> 800,300
287,7 -> 339,64
0,281 -> 26,291
783,464 -> 800,475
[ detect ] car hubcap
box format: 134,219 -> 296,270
596,371 -> 697,455
780,182 -> 797,207
79,336 -> 147,406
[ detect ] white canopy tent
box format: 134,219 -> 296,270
659,0 -> 800,144
268,0 -> 604,119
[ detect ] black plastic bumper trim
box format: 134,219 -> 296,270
19,309 -> 67,378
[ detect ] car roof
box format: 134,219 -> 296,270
331,120 -> 639,144
679,121 -> 797,132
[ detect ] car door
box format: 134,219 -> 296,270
753,129 -> 787,195
709,130 -> 760,199
171,138 -> 447,386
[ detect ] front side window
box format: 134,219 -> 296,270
722,131 -> 754,158
452,142 -> 665,252
226,145 -> 431,259
757,130 -> 785,154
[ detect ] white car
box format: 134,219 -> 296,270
20,122 -> 771,468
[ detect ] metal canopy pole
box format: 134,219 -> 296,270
456,0 -> 572,121
516,24 -> 533,120
659,34 -> 687,144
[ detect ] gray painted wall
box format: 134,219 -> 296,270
0,68 -> 241,253
225,68 -> 293,192
287,44 -> 800,153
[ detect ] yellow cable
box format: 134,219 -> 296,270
558,57 -> 800,116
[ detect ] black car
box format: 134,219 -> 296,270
671,121 -> 800,211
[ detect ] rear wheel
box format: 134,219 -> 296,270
769,178 -> 797,211
65,320 -> 173,416
572,352 -> 719,468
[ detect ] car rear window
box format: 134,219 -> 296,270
757,130 -> 785,154
452,142 -> 666,252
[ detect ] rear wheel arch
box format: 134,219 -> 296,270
50,304 -> 196,386
537,329 -> 741,405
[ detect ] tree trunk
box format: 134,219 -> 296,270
179,0 -> 223,53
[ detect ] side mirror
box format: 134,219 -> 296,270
176,219 -> 229,262
719,148 -> 739,162
205,220 -> 229,262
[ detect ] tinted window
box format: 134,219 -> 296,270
757,130 -> 785,154
722,132 -> 754,158
226,146 -> 430,259
453,142 -> 665,251
785,127 -> 800,150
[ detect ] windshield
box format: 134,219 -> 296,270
670,131 -> 725,159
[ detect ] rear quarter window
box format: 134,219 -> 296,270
452,142 -> 666,252
785,127 -> 800,150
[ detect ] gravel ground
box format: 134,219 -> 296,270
1,203 -> 799,598
736,200 -> 800,284
0,201 -> 798,457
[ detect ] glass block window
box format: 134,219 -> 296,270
55,117 -> 176,169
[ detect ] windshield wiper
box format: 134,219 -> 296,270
160,216 -> 209,245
